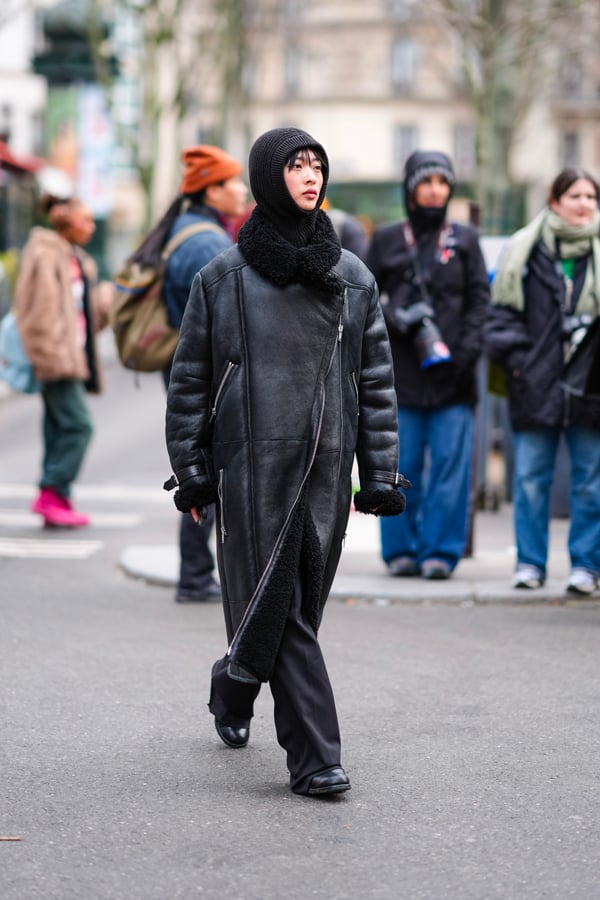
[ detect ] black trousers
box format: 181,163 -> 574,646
209,579 -> 342,793
164,365 -> 216,595
179,506 -> 216,593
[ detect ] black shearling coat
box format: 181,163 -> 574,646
165,244 -> 400,681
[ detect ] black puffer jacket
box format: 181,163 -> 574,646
366,221 -> 490,408
165,241 -> 400,681
485,239 -> 600,430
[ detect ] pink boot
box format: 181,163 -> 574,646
31,488 -> 90,528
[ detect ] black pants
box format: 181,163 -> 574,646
164,365 -> 216,595
179,506 -> 216,593
209,579 -> 342,793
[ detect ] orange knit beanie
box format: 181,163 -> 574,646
179,145 -> 242,195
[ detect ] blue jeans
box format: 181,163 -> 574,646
40,379 -> 93,497
380,404 -> 474,570
513,427 -> 600,576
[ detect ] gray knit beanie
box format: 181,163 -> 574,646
403,150 -> 455,205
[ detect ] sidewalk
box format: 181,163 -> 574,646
119,502 -> 583,605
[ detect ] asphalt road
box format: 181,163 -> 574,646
2,355 -> 600,900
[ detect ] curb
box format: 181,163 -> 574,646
118,544 -> 599,607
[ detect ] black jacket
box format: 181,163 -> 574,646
485,239 -> 600,430
165,241 -> 400,681
366,220 -> 490,408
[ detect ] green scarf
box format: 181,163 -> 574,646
492,207 -> 600,315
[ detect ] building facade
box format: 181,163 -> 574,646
175,0 -> 600,229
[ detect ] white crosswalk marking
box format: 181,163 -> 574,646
0,538 -> 104,559
0,483 -> 168,560
0,510 -> 143,528
0,483 -> 167,503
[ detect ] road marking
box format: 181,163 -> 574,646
0,510 -> 143,528
0,483 -> 168,504
0,538 -> 103,559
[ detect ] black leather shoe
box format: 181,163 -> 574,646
303,766 -> 351,796
214,719 -> 250,748
175,580 -> 221,603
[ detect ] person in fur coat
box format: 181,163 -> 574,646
165,127 -> 408,797
13,195 -> 111,527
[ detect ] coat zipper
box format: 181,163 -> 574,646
351,371 -> 359,411
210,361 -> 236,422
227,308 -> 342,660
337,292 -> 346,478
218,468 -> 227,543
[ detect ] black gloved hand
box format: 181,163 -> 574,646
172,475 -> 218,513
163,462 -> 218,513
354,480 -> 410,517
163,451 -> 217,513
392,301 -> 435,335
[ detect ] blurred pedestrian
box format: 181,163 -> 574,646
366,150 -> 489,580
321,197 -> 369,260
13,194 -> 111,527
485,167 -> 600,595
128,145 -> 247,603
165,127 -> 406,796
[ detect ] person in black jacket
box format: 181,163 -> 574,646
366,150 -> 489,580
164,128 -> 407,797
485,167 -> 600,595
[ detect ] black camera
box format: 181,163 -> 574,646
392,302 -> 451,369
413,317 -> 452,369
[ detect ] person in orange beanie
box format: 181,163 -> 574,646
126,145 -> 247,602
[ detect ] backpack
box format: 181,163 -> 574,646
0,310 -> 40,394
110,221 -> 224,373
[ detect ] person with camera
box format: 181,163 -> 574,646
485,168 -> 600,595
366,150 -> 489,580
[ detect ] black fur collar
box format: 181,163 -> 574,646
238,207 -> 343,294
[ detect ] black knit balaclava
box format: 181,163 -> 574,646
403,150 -> 455,235
248,127 -> 329,247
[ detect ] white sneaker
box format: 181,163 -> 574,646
566,568 -> 598,596
512,564 -> 544,590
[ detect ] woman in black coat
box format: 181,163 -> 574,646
485,167 -> 600,595
165,128 -> 407,797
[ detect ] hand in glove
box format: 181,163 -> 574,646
163,462 -> 218,513
354,480 -> 410,517
392,301 -> 435,335
171,474 -> 218,513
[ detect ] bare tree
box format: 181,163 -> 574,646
93,0 -> 257,223
430,0 -> 591,229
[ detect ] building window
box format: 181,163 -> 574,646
243,0 -> 261,25
241,55 -> 258,95
391,37 -> 417,94
0,104 -> 13,143
559,58 -> 583,97
285,45 -> 301,98
453,123 -> 476,180
393,124 -> 418,171
560,131 -> 580,167
31,111 -> 45,156
388,0 -> 418,21
285,0 -> 303,21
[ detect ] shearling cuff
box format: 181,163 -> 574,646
173,477 -> 218,513
354,488 -> 406,517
